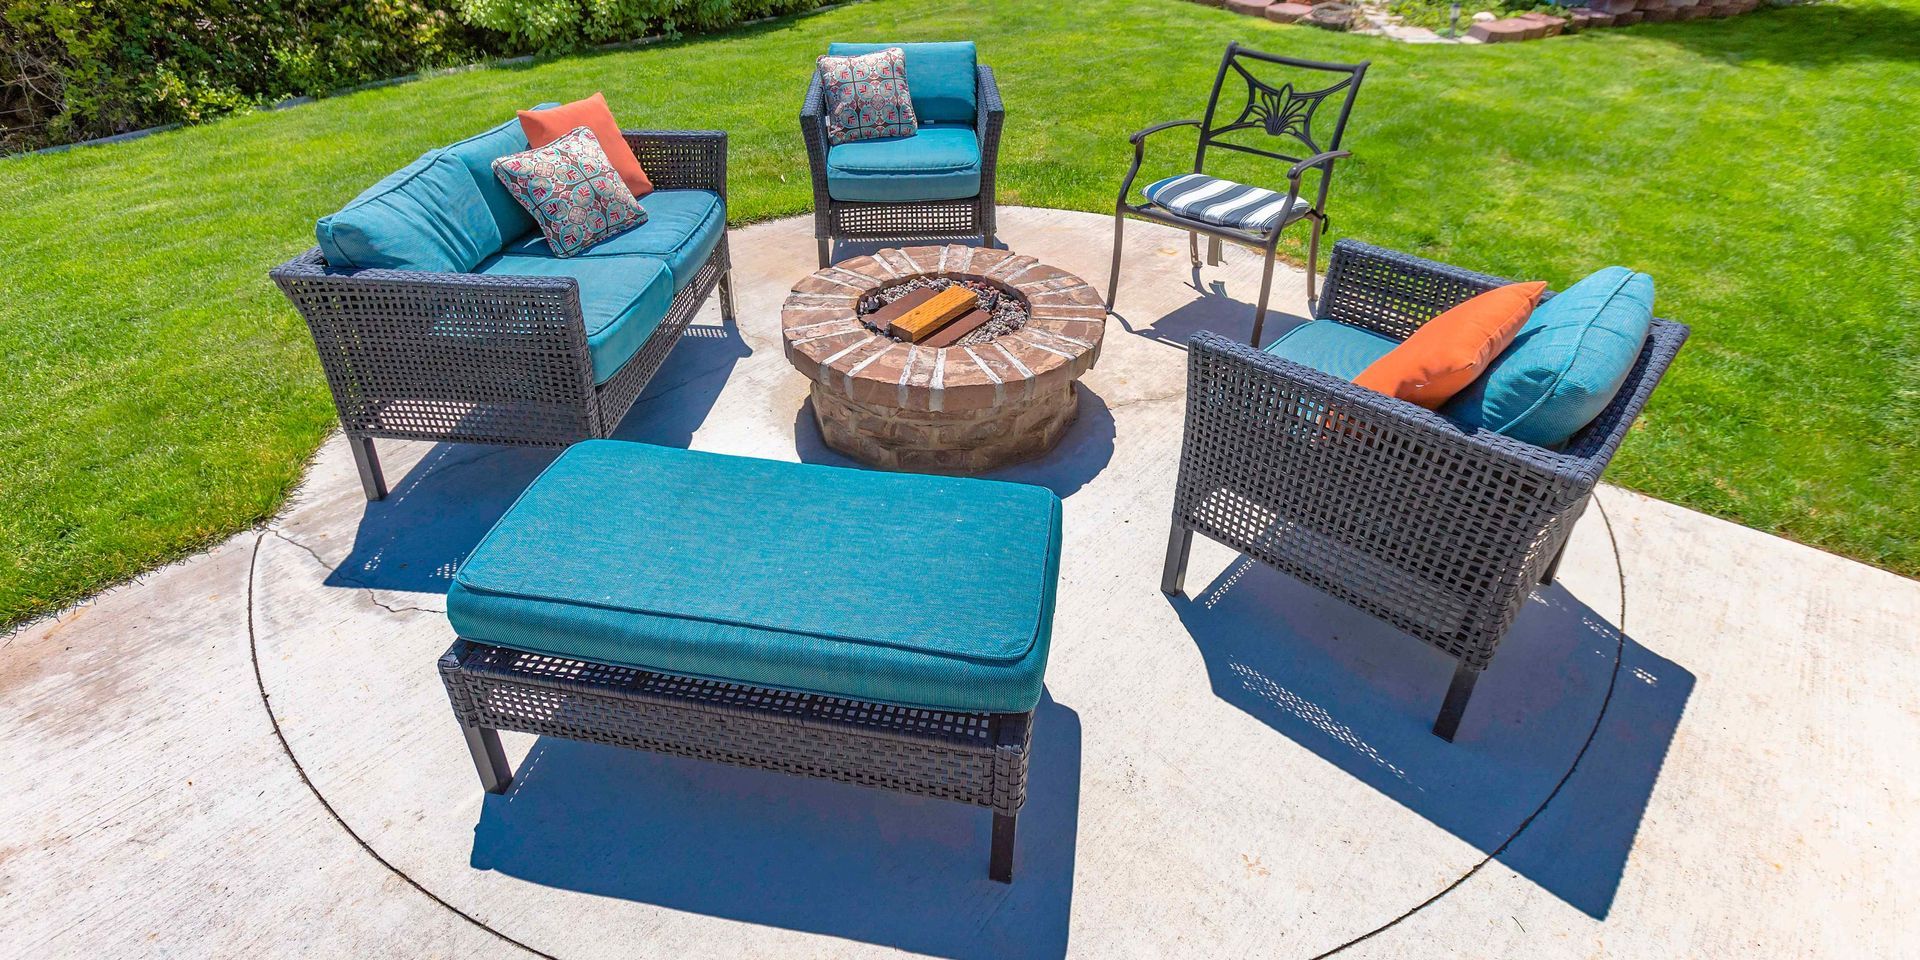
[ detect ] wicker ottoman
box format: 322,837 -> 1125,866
439,440 -> 1062,881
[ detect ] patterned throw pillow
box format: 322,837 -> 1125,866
816,47 -> 918,146
492,126 -> 647,258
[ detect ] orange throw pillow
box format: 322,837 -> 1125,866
1353,281 -> 1549,408
518,93 -> 653,198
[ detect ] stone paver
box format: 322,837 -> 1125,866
5,208 -> 1917,959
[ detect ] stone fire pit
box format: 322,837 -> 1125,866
781,245 -> 1105,473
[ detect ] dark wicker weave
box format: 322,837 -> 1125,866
1109,43 -> 1367,346
440,639 -> 1033,881
1162,239 -> 1689,740
801,65 -> 1004,267
269,130 -> 733,501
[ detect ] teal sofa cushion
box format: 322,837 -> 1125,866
500,189 -> 724,289
473,250 -> 674,385
1262,320 -> 1399,380
315,149 -> 503,272
441,113 -> 540,245
827,41 -> 978,124
825,124 -> 982,202
447,441 -> 1062,713
1440,267 -> 1655,446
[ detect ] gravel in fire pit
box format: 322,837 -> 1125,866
857,277 -> 1028,346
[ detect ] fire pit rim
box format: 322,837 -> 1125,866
781,245 -> 1105,415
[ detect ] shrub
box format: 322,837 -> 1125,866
0,0 -> 487,151
457,0 -> 817,53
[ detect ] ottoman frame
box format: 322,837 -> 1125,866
439,639 -> 1034,881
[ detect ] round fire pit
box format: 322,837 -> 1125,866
782,245 -> 1105,473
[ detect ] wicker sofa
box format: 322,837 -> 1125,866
801,41 -> 1003,266
1162,240 -> 1689,740
270,115 -> 732,501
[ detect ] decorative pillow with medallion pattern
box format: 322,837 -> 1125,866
816,46 -> 918,146
492,126 -> 647,258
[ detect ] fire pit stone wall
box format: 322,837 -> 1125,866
781,245 -> 1106,473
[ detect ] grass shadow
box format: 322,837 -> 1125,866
1171,553 -> 1691,919
470,693 -> 1081,960
1634,3 -> 1920,67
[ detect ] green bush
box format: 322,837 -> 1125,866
1,0 -> 487,150
0,0 -> 821,151
457,0 -> 817,52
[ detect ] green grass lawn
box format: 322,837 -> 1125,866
2,0 -> 1917,628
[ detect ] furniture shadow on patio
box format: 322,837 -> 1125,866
791,386 -> 1116,498
1110,270 -> 1312,351
1172,556 -> 1692,919
468,694 -> 1081,960
322,319 -> 744,595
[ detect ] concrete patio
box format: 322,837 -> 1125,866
4,208 -> 1916,959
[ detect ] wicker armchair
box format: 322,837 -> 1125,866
801,50 -> 1003,267
1162,240 -> 1689,740
271,130 -> 732,501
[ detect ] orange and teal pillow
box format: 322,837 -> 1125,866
1440,267 -> 1655,447
492,126 -> 647,259
1353,281 -> 1548,409
517,93 -> 653,199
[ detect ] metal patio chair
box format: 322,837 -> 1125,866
1108,43 -> 1367,345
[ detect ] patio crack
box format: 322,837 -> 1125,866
1310,492 -> 1631,958
245,531 -> 554,959
262,527 -> 441,616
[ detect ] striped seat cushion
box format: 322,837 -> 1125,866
1141,174 -> 1312,233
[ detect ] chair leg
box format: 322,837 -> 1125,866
1250,251 -> 1278,348
1189,231 -> 1201,267
1106,212 -> 1125,313
817,237 -> 831,268
1161,521 -> 1193,596
1541,535 -> 1570,585
983,231 -> 997,250
989,812 -> 1017,883
461,723 -> 513,793
348,434 -> 386,502
718,268 -> 737,324
1207,235 -> 1223,266
1431,661 -> 1481,742
1306,217 -> 1325,314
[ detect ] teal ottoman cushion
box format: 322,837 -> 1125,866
447,441 -> 1061,713
828,41 -> 978,124
500,189 -> 724,289
1262,320 -> 1400,380
316,148 -> 504,272
473,250 -> 674,385
825,124 -> 982,202
1441,266 -> 1655,447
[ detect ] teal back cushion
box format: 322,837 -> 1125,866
315,106 -> 559,273
441,115 -> 536,243
1441,266 -> 1655,447
828,41 -> 977,124
315,148 -> 501,272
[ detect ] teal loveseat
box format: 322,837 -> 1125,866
800,41 -> 1003,265
270,111 -> 733,500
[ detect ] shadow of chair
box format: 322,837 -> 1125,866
326,316 -> 748,595
1173,555 -> 1690,919
469,694 -> 1082,960
1110,268 -> 1314,351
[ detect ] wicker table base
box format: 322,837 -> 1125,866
438,640 -> 1034,881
